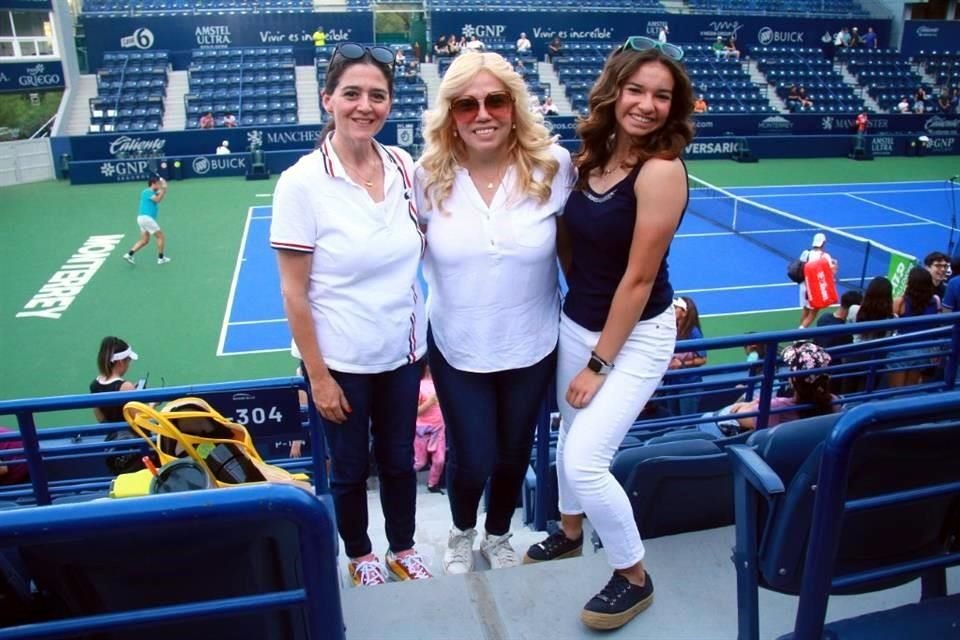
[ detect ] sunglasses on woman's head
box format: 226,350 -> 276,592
617,36 -> 684,61
450,91 -> 514,123
332,42 -> 395,68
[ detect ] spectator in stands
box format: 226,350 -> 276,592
815,289 -> 863,350
222,112 -> 237,128
862,26 -> 878,49
412,41 -> 421,62
450,34 -> 463,55
786,85 -> 802,112
694,94 -> 708,113
404,58 -> 420,79
950,88 -> 959,113
415,51 -> 574,578
465,35 -> 484,52
668,296 -> 707,416
548,36 -> 564,62
523,36 -> 693,631
840,27 -> 851,47
199,111 -> 215,129
271,42 -> 432,587
889,267 -> 942,387
724,341 -> 838,430
658,25 -> 669,44
938,90 -> 953,114
540,95 -> 559,115
833,29 -> 844,47
312,26 -> 326,49
843,276 -> 895,394
514,58 -> 527,74
434,34 -> 450,58
712,36 -> 725,59
516,32 -> 532,55
924,251 -> 950,299
914,86 -> 927,114
941,255 -> 960,312
0,427 -> 28,486
797,86 -> 814,110
897,96 -> 911,113
724,37 -> 741,61
821,30 -> 835,61
123,175 -> 170,265
395,48 -> 407,67
849,27 -> 860,48
798,232 -> 838,328
413,365 -> 445,494
90,336 -> 148,476
855,110 -> 869,136
215,140 -> 230,155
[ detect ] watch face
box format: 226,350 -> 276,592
587,356 -> 602,373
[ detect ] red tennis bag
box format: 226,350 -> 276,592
804,256 -> 838,309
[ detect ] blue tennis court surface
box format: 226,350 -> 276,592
218,180 -> 959,355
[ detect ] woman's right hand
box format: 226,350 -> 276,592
311,373 -> 352,424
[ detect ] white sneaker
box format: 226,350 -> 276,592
481,532 -> 519,569
123,254 -> 135,264
443,527 -> 477,575
157,256 -> 171,265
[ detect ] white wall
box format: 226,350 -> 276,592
0,139 -> 55,187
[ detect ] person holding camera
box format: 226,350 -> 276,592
123,175 -> 170,265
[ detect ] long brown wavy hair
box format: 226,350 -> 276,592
574,46 -> 694,190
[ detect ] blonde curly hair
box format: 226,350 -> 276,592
418,51 -> 559,215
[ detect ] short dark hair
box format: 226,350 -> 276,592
924,251 -> 949,267
839,290 -> 863,309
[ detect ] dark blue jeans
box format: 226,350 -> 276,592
428,328 -> 556,536
303,360 -> 421,559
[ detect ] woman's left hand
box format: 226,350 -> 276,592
566,368 -> 606,409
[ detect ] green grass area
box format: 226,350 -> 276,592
2,155 -> 958,423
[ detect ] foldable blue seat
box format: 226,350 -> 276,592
729,397 -> 960,640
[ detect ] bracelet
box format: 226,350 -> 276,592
591,351 -> 612,367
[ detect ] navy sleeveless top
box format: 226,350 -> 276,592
562,161 -> 687,332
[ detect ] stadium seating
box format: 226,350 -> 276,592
89,50 -> 169,133
185,46 -> 298,128
0,484 -> 344,639
836,47 -> 932,112
729,394 -> 960,640
426,0 -> 664,10
82,0 -> 312,16
687,0 -> 867,16
754,46 -> 866,113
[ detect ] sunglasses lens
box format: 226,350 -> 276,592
665,44 -> 684,60
628,37 -> 656,51
451,97 -> 480,119
370,46 -> 395,66
336,42 -> 364,60
485,93 -> 512,112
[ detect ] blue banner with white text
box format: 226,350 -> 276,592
0,0 -> 51,9
899,20 -> 960,56
430,12 -> 891,56
80,13 -> 375,70
0,61 -> 64,93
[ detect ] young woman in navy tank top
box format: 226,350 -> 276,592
523,37 -> 694,631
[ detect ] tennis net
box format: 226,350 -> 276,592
687,175 -> 916,291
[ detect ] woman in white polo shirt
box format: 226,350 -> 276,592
270,43 -> 431,587
415,51 -> 575,575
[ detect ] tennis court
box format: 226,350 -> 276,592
3,157 -> 958,414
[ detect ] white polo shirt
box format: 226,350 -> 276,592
414,144 -> 575,372
270,135 -> 427,374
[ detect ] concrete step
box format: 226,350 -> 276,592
296,65 -> 321,125
162,70 -> 187,131
419,62 -> 440,109
65,75 -> 98,136
537,61 -> 573,116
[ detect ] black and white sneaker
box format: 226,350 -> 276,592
580,571 -> 654,630
523,529 -> 583,564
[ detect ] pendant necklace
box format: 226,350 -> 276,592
341,156 -> 379,188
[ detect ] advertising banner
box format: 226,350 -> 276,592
80,12 -> 374,70
0,0 -> 51,9
900,20 -> 960,56
430,12 -> 890,56
0,61 -> 64,93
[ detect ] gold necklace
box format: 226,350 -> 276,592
472,162 -> 507,190
340,156 -> 381,188
601,160 -> 629,176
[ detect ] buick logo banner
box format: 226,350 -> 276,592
0,61 -> 64,94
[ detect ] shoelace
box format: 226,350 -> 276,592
396,553 -> 432,580
449,531 -> 474,564
539,530 -> 574,553
485,533 -> 517,564
354,560 -> 387,585
596,574 -> 631,604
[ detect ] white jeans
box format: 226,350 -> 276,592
555,308 -> 676,569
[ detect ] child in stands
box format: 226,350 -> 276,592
414,365 -> 445,493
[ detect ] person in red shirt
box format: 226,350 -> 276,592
855,111 -> 868,135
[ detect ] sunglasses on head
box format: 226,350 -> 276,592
450,91 -> 514,123
332,42 -> 395,68
616,36 -> 684,61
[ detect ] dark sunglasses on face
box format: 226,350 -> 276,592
450,91 -> 514,122
617,35 -> 684,62
333,42 -> 395,68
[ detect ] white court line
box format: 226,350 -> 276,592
228,318 -> 287,326
219,347 -> 290,357
845,193 -> 956,231
736,187 -> 952,199
701,306 -> 802,318
676,282 -> 796,293
720,179 -> 949,190
256,193 -> 272,198
216,206 -> 256,357
677,221 -> 928,240
251,215 -> 272,220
